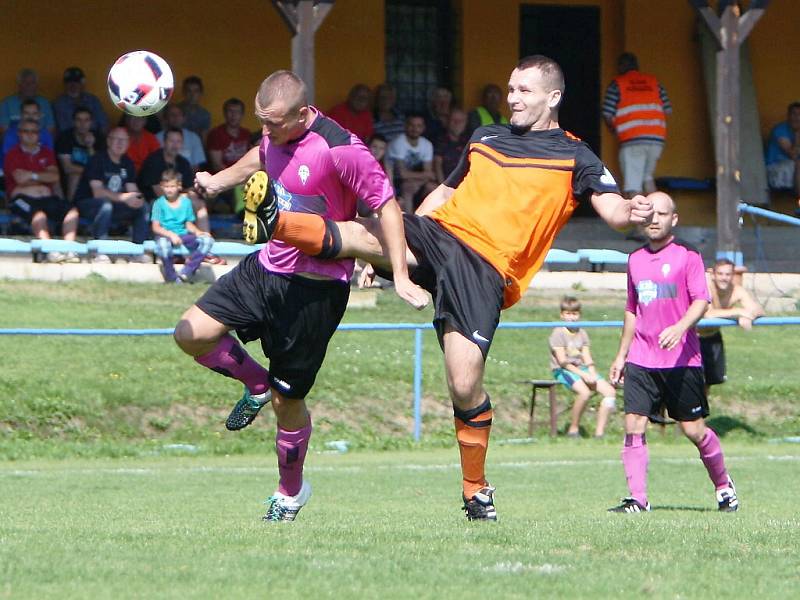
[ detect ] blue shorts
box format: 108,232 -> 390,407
552,366 -> 605,390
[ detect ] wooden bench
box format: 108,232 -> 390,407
518,379 -> 560,437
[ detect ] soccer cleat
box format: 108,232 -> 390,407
716,477 -> 739,512
242,170 -> 279,245
608,497 -> 651,513
225,388 -> 272,431
463,486 -> 497,521
263,480 -> 312,522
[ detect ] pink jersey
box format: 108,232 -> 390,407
258,108 -> 394,281
625,238 -> 710,368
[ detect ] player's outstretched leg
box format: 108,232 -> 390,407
264,398 -> 313,522
684,422 -> 738,512
242,171 -> 279,245
609,430 -> 650,513
455,397 -> 496,521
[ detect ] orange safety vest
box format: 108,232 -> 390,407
612,71 -> 666,144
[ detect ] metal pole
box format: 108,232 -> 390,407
413,327 -> 423,442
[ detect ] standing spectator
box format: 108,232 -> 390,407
123,114 -> 161,173
433,107 -> 469,183
372,83 -> 404,142
608,192 -> 737,514
764,102 -> 800,207
55,106 -> 104,201
4,118 -> 79,262
156,104 -> 206,170
52,66 -> 109,134
425,86 -> 453,144
206,98 -> 251,213
548,296 -> 617,438
0,68 -> 55,134
151,169 -> 214,283
2,99 -> 55,167
602,52 -> 671,197
698,258 -> 764,394
73,127 -> 149,262
328,84 -> 373,143
466,84 -> 508,137
386,114 -> 437,212
177,76 -> 212,141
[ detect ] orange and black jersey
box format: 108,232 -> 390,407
431,124 -> 619,308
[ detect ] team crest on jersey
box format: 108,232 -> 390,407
637,280 -> 658,306
273,181 -> 293,211
298,164 -> 310,185
661,263 -> 671,277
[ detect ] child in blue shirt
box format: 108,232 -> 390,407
151,168 -> 214,282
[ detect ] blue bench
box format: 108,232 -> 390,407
0,238 -> 31,254
29,239 -> 90,256
577,248 -> 629,271
544,249 -> 581,265
87,240 -> 146,257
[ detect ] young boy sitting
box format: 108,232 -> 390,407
151,168 -> 215,283
548,295 -> 617,438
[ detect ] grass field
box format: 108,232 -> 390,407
2,443 -> 799,599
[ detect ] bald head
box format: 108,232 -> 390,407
648,191 -> 676,214
256,70 -> 308,115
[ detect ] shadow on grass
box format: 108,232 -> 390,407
651,505 -> 717,513
706,415 -> 759,436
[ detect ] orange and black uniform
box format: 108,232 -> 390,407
401,124 -> 619,356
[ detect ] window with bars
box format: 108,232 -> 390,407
385,0 -> 455,114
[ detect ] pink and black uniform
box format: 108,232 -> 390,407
619,238 -> 734,510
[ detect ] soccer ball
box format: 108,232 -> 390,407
107,50 -> 174,117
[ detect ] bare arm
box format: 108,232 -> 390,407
58,154 -> 83,176
591,192 -> 653,231
610,310 -> 636,385
415,183 -> 454,216
195,146 -> 260,197
375,198 -> 429,310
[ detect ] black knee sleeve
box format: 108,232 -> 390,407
453,394 -> 492,426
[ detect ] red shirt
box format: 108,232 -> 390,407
125,130 -> 161,174
207,125 -> 251,171
3,144 -> 57,197
327,102 -> 374,143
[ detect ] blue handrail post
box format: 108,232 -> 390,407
413,327 -> 423,442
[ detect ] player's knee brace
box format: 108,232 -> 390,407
314,218 -> 342,259
601,396 -> 617,411
453,394 -> 492,427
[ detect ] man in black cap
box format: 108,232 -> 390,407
53,66 -> 109,134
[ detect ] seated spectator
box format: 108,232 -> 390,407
138,127 -> 209,232
466,83 -> 508,136
4,118 -> 79,262
1,99 -> 55,168
55,106 -> 105,201
368,133 -> 388,173
386,114 -> 437,213
765,102 -> 800,208
328,84 -> 373,143
53,66 -> 109,134
206,98 -> 251,213
372,83 -> 404,142
0,68 -> 55,134
177,75 -> 212,141
424,86 -> 453,145
434,107 -> 469,183
151,168 -> 214,283
156,104 -> 206,170
123,114 -> 161,173
73,127 -> 149,262
548,296 -> 617,438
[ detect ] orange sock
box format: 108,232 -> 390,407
273,212 -> 341,258
453,396 -> 493,498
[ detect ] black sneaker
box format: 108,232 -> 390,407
225,388 -> 271,431
463,486 -> 497,521
242,171 -> 279,245
716,477 -> 739,512
608,497 -> 651,513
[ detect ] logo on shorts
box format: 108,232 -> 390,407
691,406 -> 702,413
272,377 -> 292,392
298,164 -> 310,185
472,330 -> 490,344
636,279 -> 658,306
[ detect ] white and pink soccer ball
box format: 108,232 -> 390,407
107,50 -> 174,117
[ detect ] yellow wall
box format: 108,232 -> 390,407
0,0 -> 384,131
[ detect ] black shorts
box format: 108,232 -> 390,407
196,252 -> 350,399
402,214 -> 504,358
699,332 -> 726,385
623,363 -> 709,422
10,194 -> 70,223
